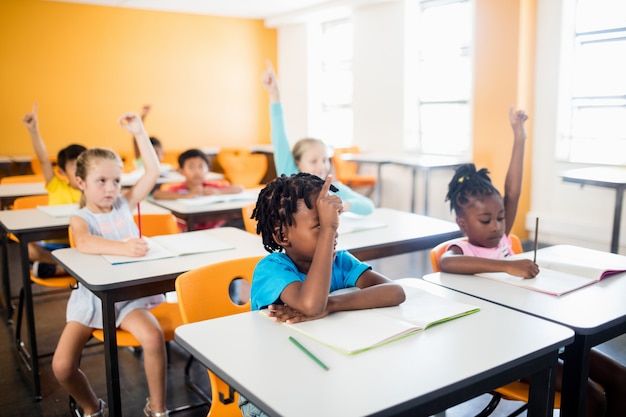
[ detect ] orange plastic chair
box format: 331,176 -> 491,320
332,147 -> 376,194
175,256 -> 264,416
430,234 -> 561,416
216,148 -> 267,188
241,202 -> 258,235
29,157 -> 57,175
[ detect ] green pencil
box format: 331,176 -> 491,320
288,336 -> 329,371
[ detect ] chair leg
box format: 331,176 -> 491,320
474,392 -> 503,417
183,354 -> 211,404
507,403 -> 529,417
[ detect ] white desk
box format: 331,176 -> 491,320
0,182 -> 47,209
341,153 -> 466,213
337,208 -> 461,260
423,245 -> 626,417
175,278 -> 573,417
51,208 -> 459,417
52,227 -> 267,417
148,190 -> 260,231
561,167 -> 626,253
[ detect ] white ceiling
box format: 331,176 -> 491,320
46,0 -> 339,20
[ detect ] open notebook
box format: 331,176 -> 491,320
477,245 -> 626,296
262,279 -> 479,355
173,191 -> 258,206
102,232 -> 234,265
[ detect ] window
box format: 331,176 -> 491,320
315,19 -> 353,147
558,0 -> 626,164
416,0 -> 473,156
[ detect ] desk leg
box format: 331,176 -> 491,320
527,352 -> 558,417
610,187 -> 624,254
423,169 -> 430,216
15,241 -> 41,400
560,334 -> 591,417
102,294 -> 122,417
1,231 -> 14,322
410,167 -> 417,213
374,164 -> 383,207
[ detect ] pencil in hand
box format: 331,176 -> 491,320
137,203 -> 142,238
533,217 -> 539,263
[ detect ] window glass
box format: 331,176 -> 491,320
318,19 -> 353,147
560,0 -> 626,164
417,0 -> 472,156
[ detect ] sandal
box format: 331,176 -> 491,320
84,399 -> 108,417
143,397 -> 169,417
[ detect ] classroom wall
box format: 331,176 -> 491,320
0,0 -> 276,160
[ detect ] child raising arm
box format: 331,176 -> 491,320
439,107 -> 539,278
70,113 -> 160,255
261,60 -> 375,215
53,113 -> 169,417
21,102 -> 86,277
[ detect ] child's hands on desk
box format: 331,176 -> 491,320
124,237 -> 149,257
505,259 -> 540,279
267,304 -> 328,324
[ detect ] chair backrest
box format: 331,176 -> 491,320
175,256 -> 264,324
13,194 -> 49,209
176,255 -> 264,417
30,157 -> 57,175
0,174 -> 45,184
133,212 -> 180,236
332,146 -> 361,180
430,234 -> 523,273
216,148 -> 267,188
241,203 -> 258,234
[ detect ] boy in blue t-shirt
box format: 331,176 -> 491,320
240,172 -> 405,417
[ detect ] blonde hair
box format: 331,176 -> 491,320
292,138 -> 330,164
75,148 -> 123,208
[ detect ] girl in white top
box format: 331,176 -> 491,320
52,113 -> 169,417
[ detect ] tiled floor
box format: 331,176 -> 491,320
2,240 -> 626,416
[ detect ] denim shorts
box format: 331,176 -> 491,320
239,395 -> 269,417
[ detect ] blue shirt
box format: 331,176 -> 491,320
251,250 -> 371,311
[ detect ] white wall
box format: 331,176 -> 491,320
270,0 -> 625,253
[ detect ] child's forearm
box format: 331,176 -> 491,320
440,255 -> 512,275
292,230 -> 336,316
326,283 -> 405,313
74,234 -> 129,255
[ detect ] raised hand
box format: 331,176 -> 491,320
22,102 -> 39,132
261,59 -> 280,102
509,106 -> 528,141
140,104 -> 151,121
316,175 -> 343,231
118,112 -> 146,136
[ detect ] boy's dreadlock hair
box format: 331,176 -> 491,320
252,172 -> 338,253
445,163 -> 500,216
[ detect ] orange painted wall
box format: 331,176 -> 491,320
0,0 -> 276,160
473,0 -> 536,238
